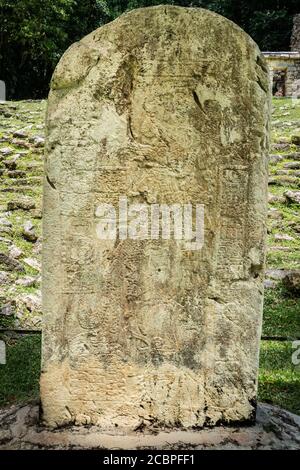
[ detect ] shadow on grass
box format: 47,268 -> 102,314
259,340 -> 300,415
262,285 -> 300,338
0,334 -> 41,407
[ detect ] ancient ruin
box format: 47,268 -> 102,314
291,13 -> 300,52
263,14 -> 300,97
263,51 -> 300,97
41,6 -> 270,429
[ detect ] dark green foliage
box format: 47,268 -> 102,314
1,0 -> 298,99
0,0 -> 110,98
0,335 -> 41,406
247,9 -> 294,51
1,0 -> 75,98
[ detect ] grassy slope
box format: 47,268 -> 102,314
0,100 -> 44,330
258,98 -> 300,414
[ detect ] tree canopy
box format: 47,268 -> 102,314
1,0 -> 299,99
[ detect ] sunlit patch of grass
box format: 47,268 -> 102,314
267,249 -> 300,270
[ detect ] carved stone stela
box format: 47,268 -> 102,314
41,6 -> 270,428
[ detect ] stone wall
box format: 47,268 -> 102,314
291,14 -> 300,52
263,52 -> 300,97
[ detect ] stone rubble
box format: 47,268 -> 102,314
0,100 -> 44,329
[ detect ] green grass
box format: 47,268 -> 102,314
271,98 -> 300,141
0,335 -> 41,407
0,315 -> 15,330
263,92 -> 300,414
267,250 -> 300,270
258,341 -> 300,415
262,286 -> 300,338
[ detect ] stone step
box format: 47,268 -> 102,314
273,169 -> 300,177
287,152 -> 300,161
269,152 -> 300,165
269,154 -> 285,164
268,246 -> 293,252
0,186 -> 41,193
284,190 -> 300,204
268,194 -> 286,204
268,176 -> 299,187
1,176 -> 42,186
23,163 -> 43,170
270,143 -> 291,152
283,161 -> 300,169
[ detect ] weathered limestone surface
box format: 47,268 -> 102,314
41,6 -> 270,429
